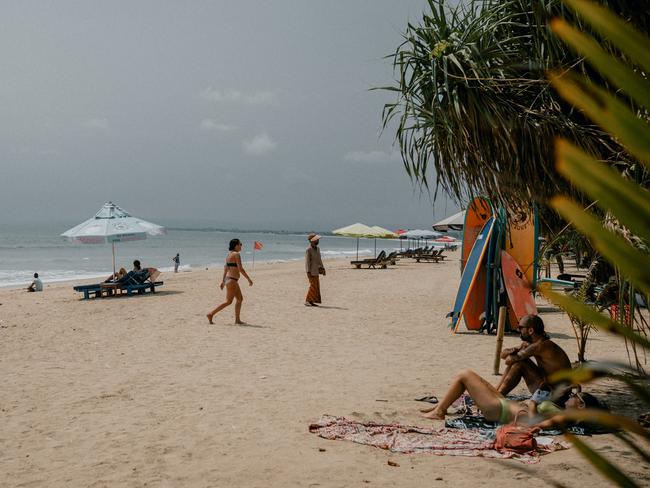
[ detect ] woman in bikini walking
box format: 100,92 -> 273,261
207,238 -> 253,325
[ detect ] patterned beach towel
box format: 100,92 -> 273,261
309,415 -> 568,464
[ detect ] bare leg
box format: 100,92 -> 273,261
233,284 -> 244,324
207,282 -> 237,324
496,359 -> 543,395
422,369 -> 503,421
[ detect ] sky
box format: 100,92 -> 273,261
1,1 -> 460,231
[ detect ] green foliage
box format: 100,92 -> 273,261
381,0 -> 648,215
539,0 -> 650,485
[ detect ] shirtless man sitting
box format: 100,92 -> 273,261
496,314 -> 572,404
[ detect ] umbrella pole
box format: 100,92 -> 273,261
374,238 -> 377,258
112,242 -> 116,277
356,238 -> 359,261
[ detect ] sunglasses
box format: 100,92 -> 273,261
569,390 -> 586,408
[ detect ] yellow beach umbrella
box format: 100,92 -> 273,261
332,222 -> 378,260
370,226 -> 398,238
370,226 -> 398,257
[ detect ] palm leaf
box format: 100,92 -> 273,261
550,197 -> 650,295
555,139 -> 650,242
550,18 -> 650,109
549,410 -> 650,440
549,71 -> 650,167
563,0 -> 650,73
540,285 -> 650,350
564,433 -> 641,488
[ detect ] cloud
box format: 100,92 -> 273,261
200,86 -> 278,105
343,149 -> 400,163
199,119 -> 237,132
83,118 -> 110,129
243,133 -> 277,156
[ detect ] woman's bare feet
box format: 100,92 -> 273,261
420,408 -> 446,420
207,314 -> 214,324
235,320 -> 246,325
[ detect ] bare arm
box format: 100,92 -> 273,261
510,342 -> 539,362
533,414 -> 568,431
501,342 -> 527,360
220,265 -> 228,289
236,253 -> 253,286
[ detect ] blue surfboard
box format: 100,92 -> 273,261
450,217 -> 495,333
484,208 -> 506,332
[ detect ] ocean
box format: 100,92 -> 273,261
0,223 -> 406,288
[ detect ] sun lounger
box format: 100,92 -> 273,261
415,249 -> 443,263
74,268 -> 163,299
351,250 -> 389,269
73,283 -> 103,300
385,251 -> 399,265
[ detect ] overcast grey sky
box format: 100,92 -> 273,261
1,1 -> 459,231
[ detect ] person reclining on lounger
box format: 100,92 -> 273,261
420,368 -> 604,429
106,260 -> 152,286
104,267 -> 127,283
496,314 -> 572,405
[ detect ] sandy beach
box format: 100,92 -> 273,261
1,250 -> 647,487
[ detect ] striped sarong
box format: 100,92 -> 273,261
306,275 -> 321,304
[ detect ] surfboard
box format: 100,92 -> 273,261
501,250 -> 537,329
461,197 -> 493,274
450,217 -> 496,333
504,206 -> 538,289
483,210 -> 505,332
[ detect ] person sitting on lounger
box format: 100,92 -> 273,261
496,314 -> 572,405
104,267 -> 127,283
420,368 -> 604,428
110,260 -> 150,285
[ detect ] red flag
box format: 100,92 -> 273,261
254,241 -> 263,250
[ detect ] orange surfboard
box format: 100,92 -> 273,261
504,207 -> 538,288
501,251 -> 537,329
461,197 -> 493,273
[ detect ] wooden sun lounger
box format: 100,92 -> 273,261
74,281 -> 164,299
351,251 -> 389,269
99,280 -> 164,297
415,249 -> 443,263
73,283 -> 103,300
74,268 -> 163,299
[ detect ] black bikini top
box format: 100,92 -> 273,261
226,262 -> 238,267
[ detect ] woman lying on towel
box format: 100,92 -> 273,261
420,368 -> 604,427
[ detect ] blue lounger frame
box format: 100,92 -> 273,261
73,281 -> 164,299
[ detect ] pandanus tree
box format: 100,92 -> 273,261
381,0 -> 648,216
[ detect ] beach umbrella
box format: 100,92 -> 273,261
432,211 -> 465,232
370,226 -> 398,257
61,201 -> 166,276
404,229 -> 442,239
404,229 -> 442,249
332,222 -> 377,260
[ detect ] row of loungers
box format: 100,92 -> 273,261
350,250 -> 398,269
396,247 -> 447,263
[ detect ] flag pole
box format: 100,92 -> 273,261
253,247 -> 255,271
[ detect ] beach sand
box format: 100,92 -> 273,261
1,250 -> 647,487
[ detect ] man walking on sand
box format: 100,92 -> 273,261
172,253 -> 180,273
305,233 -> 325,306
497,314 -> 572,404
